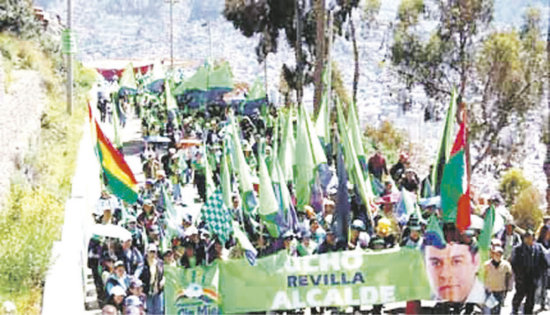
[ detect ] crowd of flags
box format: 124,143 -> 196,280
90,60 -> 490,265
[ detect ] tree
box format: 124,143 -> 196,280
391,0 -> 492,102
224,0 -> 362,111
391,1 -> 546,171
224,0 -> 314,106
544,0 -> 550,213
331,0 -> 364,107
471,9 -> 545,171
0,0 -> 40,37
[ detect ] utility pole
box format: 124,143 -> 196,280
66,0 -> 73,115
165,0 -> 179,70
170,0 -> 174,69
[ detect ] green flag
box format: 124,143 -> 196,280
230,116 -> 257,212
278,109 -> 295,183
258,156 -> 280,238
165,78 -> 178,111
302,106 -> 327,166
204,147 -> 216,198
246,77 -> 267,102
347,102 -> 366,170
161,185 -> 180,240
208,61 -> 234,91
182,64 -> 209,92
221,153 -> 232,209
232,220 -> 257,266
479,205 -> 495,251
315,90 -> 330,144
294,107 -> 315,211
119,63 -> 137,90
431,88 -> 457,195
336,99 -> 375,216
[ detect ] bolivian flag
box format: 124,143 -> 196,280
94,119 -> 138,204
440,122 -> 470,231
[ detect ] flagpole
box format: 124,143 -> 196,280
463,99 -> 471,191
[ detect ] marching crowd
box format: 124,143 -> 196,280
89,79 -> 550,315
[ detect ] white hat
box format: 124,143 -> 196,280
146,243 -> 158,252
185,226 -> 199,237
111,285 -> 126,297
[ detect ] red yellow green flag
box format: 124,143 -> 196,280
94,119 -> 138,203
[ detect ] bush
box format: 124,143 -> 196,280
511,185 -> 543,230
364,120 -> 407,162
499,168 -> 531,207
0,33 -> 90,313
0,186 -> 64,313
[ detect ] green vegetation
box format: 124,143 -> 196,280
499,168 -> 543,230
0,32 -> 95,314
364,121 -> 408,163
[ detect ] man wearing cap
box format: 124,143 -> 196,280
297,230 -> 317,256
497,218 -> 521,260
140,180 -> 155,202
309,218 -> 326,245
483,245 -> 512,314
105,261 -> 131,296
125,216 -> 146,253
390,152 -> 408,183
136,243 -> 164,315
184,225 -> 206,265
142,152 -> 161,180
316,228 -> 345,254
511,229 -> 547,314
348,220 -> 370,250
127,278 -> 147,312
153,170 -> 171,197
137,200 -> 159,231
118,236 -> 143,276
123,295 -> 144,315
282,231 -> 298,256
105,285 -> 126,313
400,220 -> 423,249
95,190 -> 117,223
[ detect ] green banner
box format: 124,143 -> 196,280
61,29 -> 77,54
165,264 -> 220,315
166,248 -> 432,314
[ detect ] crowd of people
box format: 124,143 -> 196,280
88,75 -> 550,315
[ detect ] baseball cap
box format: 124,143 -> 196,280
146,243 -> 158,252
351,219 -> 366,231
111,285 -> 126,297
